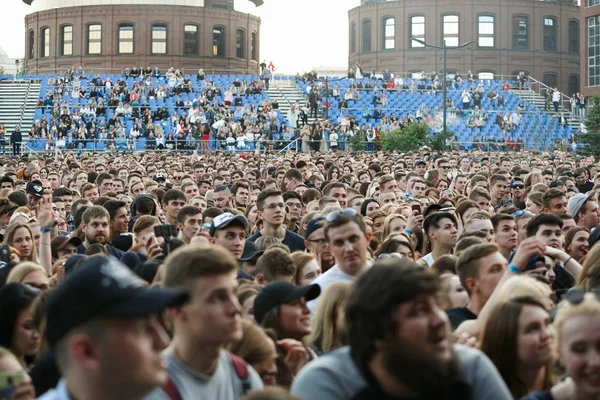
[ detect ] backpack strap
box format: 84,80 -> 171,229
162,377 -> 181,400
229,352 -> 251,394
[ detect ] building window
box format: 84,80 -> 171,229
568,74 -> 580,96
183,24 -> 198,56
478,72 -> 495,80
442,15 -> 459,47
236,29 -> 246,59
28,30 -> 34,60
382,17 -> 395,50
590,0 -> 600,6
251,32 -> 257,61
513,15 -> 529,50
118,23 -> 134,54
40,27 -> 50,58
569,20 -> 579,54
60,25 -> 73,56
410,15 -> 425,48
589,16 -> 600,86
350,23 -> 356,53
152,24 -> 167,55
477,15 -> 494,48
543,72 -> 558,89
87,24 -> 102,55
362,20 -> 372,52
213,26 -> 225,57
543,17 -> 557,52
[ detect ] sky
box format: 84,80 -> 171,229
0,0 -> 361,74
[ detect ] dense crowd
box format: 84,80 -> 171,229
0,146 -> 597,399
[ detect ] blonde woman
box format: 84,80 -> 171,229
4,224 -> 39,265
576,243 -> 600,290
381,214 -> 407,239
6,262 -> 50,290
308,282 -> 351,354
290,252 -> 322,286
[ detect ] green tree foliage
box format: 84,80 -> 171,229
380,122 -> 432,152
579,96 -> 600,158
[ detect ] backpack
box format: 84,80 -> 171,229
162,352 -> 251,400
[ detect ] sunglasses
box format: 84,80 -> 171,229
442,166 -> 451,170
326,208 -> 358,222
511,184 -> 525,189
564,288 -> 600,305
514,210 -> 534,217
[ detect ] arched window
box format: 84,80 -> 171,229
236,29 -> 246,59
251,32 -> 257,61
569,20 -> 579,54
362,20 -> 372,53
513,15 -> 529,50
350,23 -> 356,53
27,30 -> 34,60
213,26 -> 225,57
543,17 -> 557,52
87,24 -> 102,55
543,72 -> 558,89
118,23 -> 134,55
60,25 -> 73,56
410,15 -> 425,48
442,15 -> 459,47
151,24 -> 167,55
568,74 -> 580,95
184,24 -> 199,56
382,17 -> 395,50
40,27 -> 50,58
477,15 -> 495,48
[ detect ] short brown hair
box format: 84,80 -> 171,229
255,247 -> 296,281
456,243 -> 499,296
82,205 -> 109,224
468,187 -> 491,201
132,215 -> 159,234
542,188 -> 566,209
163,244 -> 238,288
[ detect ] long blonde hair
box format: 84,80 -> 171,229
6,262 -> 47,285
4,223 -> 39,263
308,282 -> 352,353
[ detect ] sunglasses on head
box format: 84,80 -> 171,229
564,288 -> 600,305
326,208 -> 358,222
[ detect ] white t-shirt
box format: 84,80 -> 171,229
307,265 -> 355,315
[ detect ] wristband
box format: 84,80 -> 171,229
404,228 -> 413,235
508,264 -> 520,274
40,228 -> 51,233
564,256 -> 573,265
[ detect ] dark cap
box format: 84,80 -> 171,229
254,282 -> 321,324
26,181 -> 44,198
240,240 -> 263,262
209,212 -> 248,237
415,160 -> 426,166
423,204 -> 443,218
50,236 -> 83,258
153,173 -> 166,182
45,257 -> 189,347
304,217 -> 325,240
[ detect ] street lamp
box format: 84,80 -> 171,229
411,37 -> 474,150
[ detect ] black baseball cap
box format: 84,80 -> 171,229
209,212 -> 248,237
45,257 -> 189,347
254,282 -> 321,324
304,217 -> 325,240
26,181 -> 44,198
415,160 -> 426,166
240,241 -> 263,262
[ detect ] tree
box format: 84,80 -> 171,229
380,122 -> 432,152
578,95 -> 600,158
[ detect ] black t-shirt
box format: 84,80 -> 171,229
446,307 -> 477,330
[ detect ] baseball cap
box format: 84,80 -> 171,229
50,236 -> 83,258
26,181 -> 44,198
209,212 -> 248,237
153,173 -> 166,182
415,160 -> 426,166
423,204 -> 443,218
304,217 -> 325,240
240,240 -> 263,262
567,192 -> 594,218
254,281 -> 321,324
46,257 -> 189,347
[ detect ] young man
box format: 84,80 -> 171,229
283,191 -> 303,232
489,175 -> 509,210
419,212 -> 458,267
213,185 -> 232,209
304,217 -> 335,272
247,189 -> 305,252
181,182 -> 200,202
463,212 -> 495,243
291,259 -> 512,399
176,206 -> 203,244
39,257 -> 189,400
145,245 -> 263,399
568,192 -> 600,231
542,188 -> 568,216
162,189 -> 186,225
510,177 -> 526,209
103,200 -> 132,252
282,169 -> 303,192
209,212 -> 248,260
322,182 -> 348,208
491,213 -> 518,259
409,179 -> 427,199
468,187 -> 493,212
77,205 -> 124,258
308,210 -> 369,314
50,236 -> 82,263
254,247 -> 296,284
231,181 -> 250,210
96,173 -> 114,196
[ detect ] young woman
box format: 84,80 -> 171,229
438,272 -> 468,309
480,297 -> 555,399
290,252 -> 322,286
4,223 -> 39,264
0,283 -> 40,367
6,263 -> 50,291
565,227 -> 590,263
308,282 -> 351,355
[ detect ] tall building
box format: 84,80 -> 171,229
583,0 -> 600,97
23,0 -> 261,74
349,0 -> 580,94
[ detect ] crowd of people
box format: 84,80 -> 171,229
0,145 -> 597,399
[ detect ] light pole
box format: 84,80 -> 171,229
411,38 -> 474,150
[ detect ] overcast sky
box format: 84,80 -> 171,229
0,0 -> 360,74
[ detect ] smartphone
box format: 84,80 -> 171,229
411,204 -> 422,215
0,371 -> 25,399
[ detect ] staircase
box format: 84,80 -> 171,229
511,87 -> 581,127
0,80 -> 41,136
267,79 -> 319,126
